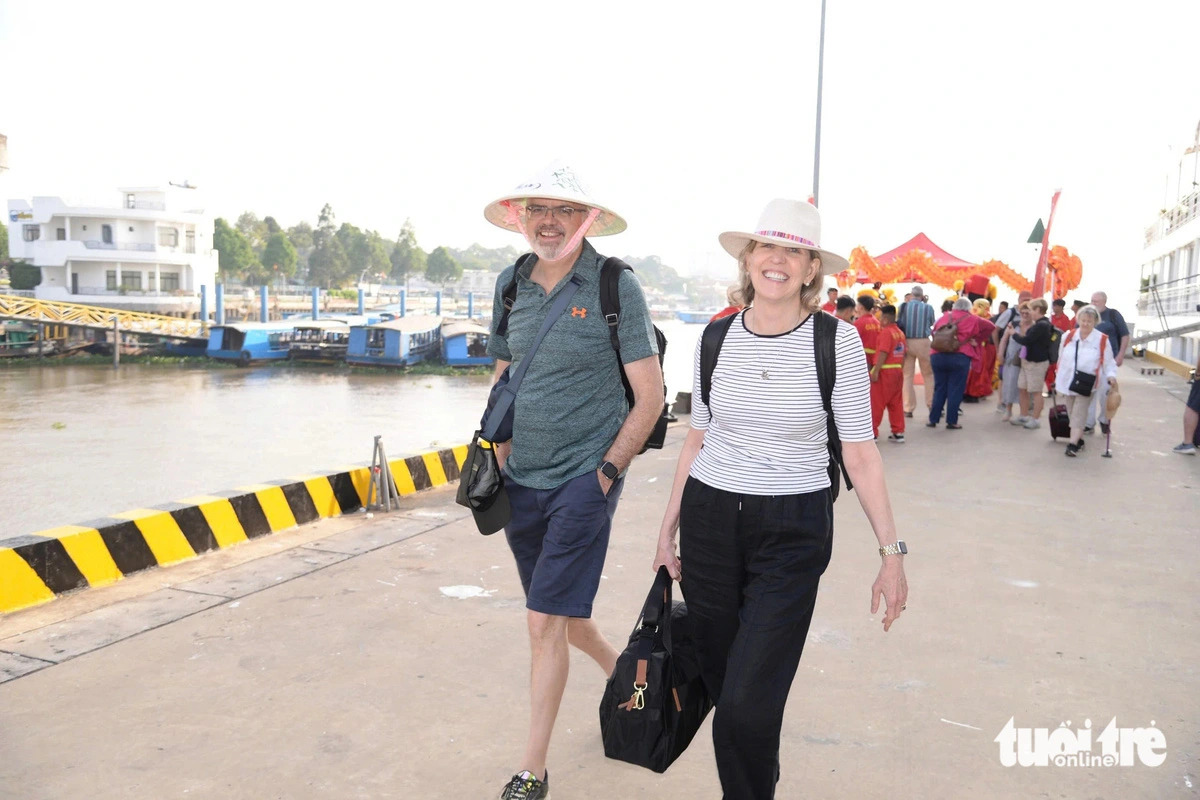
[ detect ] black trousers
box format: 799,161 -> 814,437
679,476 -> 833,800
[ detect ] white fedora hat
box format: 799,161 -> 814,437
484,162 -> 626,237
718,199 -> 849,273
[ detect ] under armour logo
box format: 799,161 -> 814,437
571,307 -> 587,318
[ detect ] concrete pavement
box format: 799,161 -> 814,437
1,362 -> 1198,799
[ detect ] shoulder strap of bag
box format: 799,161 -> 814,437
599,256 -> 627,355
814,312 -> 853,494
699,312 -> 737,407
495,253 -> 535,337
481,275 -> 583,442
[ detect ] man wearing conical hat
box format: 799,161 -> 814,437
483,162 -> 663,799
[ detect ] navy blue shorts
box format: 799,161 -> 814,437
503,470 -> 625,618
1188,379 -> 1200,413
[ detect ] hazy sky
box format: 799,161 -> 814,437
3,0 -> 1199,310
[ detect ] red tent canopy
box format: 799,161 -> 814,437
852,232 -> 977,284
874,232 -> 976,268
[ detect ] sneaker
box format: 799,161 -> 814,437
888,433 -> 906,443
500,771 -> 550,800
1000,413 -> 1012,423
1022,418 -> 1041,430
905,411 -> 914,418
1083,426 -> 1094,435
1010,416 -> 1031,426
1174,443 -> 1198,455
925,422 -> 938,428
996,402 -> 1007,413
1065,442 -> 1080,457
1076,438 -> 1086,451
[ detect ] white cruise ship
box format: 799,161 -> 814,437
1137,118 -> 1200,366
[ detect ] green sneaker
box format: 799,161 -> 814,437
499,770 -> 550,800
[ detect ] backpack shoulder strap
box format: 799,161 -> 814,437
699,313 -> 737,408
814,312 -> 853,492
495,253 -> 534,337
599,256 -> 629,355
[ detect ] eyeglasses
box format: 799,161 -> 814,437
524,204 -> 588,221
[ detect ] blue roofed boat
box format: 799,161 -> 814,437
676,309 -> 718,324
346,315 -> 442,368
206,321 -> 295,366
440,319 -> 493,367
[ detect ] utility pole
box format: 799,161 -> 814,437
812,0 -> 827,207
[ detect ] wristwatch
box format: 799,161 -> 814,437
879,541 -> 908,557
599,461 -> 620,481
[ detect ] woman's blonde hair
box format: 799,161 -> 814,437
1076,304 -> 1101,323
730,241 -> 823,313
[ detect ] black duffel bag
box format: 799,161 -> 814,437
599,567 -> 713,773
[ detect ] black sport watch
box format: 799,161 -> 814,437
599,461 -> 620,480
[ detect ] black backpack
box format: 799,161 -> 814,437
698,311 -> 853,501
1047,323 -> 1063,363
496,254 -> 669,453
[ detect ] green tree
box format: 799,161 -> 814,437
425,246 -> 462,285
389,219 -> 427,284
260,231 -> 298,282
236,211 -> 268,253
286,220 -> 314,282
213,217 -> 260,282
364,230 -> 391,280
263,216 -> 282,236
309,204 -> 349,288
9,262 -> 41,290
447,243 -> 523,272
0,222 -> 8,264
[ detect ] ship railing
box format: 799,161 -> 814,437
1137,273 -> 1200,317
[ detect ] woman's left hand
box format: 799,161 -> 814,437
871,558 -> 908,632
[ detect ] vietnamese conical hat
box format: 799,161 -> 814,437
484,162 -> 626,236
1106,379 -> 1122,419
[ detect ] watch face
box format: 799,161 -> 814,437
898,541 -> 908,554
601,462 -> 619,480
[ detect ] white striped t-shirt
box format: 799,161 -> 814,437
689,310 -> 874,495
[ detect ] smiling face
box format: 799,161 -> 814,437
521,197 -> 590,263
744,241 -> 821,308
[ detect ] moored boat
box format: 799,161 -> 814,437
676,309 -> 718,324
206,321 -> 294,366
346,315 -> 442,367
288,319 -> 353,362
440,319 -> 492,367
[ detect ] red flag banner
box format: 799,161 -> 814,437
1032,191 -> 1061,297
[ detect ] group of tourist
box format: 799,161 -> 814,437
823,285 -> 1134,458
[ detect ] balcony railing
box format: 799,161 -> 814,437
75,286 -> 192,298
83,241 -> 157,252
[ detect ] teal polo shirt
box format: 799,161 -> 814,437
487,240 -> 658,489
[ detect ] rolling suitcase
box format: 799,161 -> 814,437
1048,392 -> 1071,440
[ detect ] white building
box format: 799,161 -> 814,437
5,185 -> 218,310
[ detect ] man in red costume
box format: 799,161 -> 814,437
854,294 -> 881,370
821,287 -> 838,313
871,304 -> 907,442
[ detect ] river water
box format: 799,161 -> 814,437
0,320 -> 703,539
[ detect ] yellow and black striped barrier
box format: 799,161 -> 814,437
0,444 -> 469,615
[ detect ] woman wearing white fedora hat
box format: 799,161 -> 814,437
653,199 -> 909,798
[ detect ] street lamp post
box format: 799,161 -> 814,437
812,0 -> 827,207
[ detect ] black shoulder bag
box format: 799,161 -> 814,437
598,566 -> 712,773
456,274 -> 584,534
